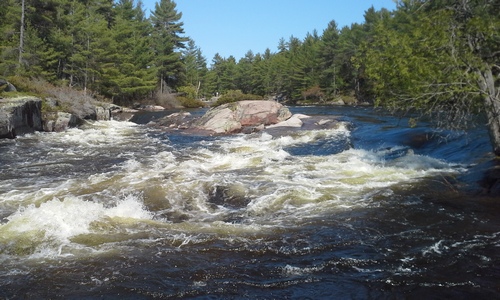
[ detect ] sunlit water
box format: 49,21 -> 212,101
0,106 -> 498,299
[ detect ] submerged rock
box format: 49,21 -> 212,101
479,165 -> 500,194
208,184 -> 250,209
195,100 -> 292,134
0,97 -> 43,138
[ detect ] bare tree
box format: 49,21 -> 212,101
18,0 -> 25,70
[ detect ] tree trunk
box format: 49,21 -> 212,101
18,0 -> 25,69
480,66 -> 500,156
196,80 -> 201,99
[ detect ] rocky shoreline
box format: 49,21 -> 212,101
0,80 -> 366,139
0,96 -> 124,138
0,97 -> 340,139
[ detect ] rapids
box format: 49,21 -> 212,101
0,106 -> 498,299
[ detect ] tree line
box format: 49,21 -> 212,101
0,0 -> 398,104
1,0 -> 188,105
1,0 -> 499,152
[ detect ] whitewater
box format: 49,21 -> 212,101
0,106 -> 498,299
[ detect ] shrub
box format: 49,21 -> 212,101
214,90 -> 264,106
177,96 -> 205,108
175,85 -> 205,108
177,85 -> 198,100
301,86 -> 324,102
154,91 -> 182,109
6,76 -> 33,93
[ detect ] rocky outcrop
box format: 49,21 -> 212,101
42,111 -> 81,132
84,105 -> 111,121
194,100 -> 292,134
42,100 -> 116,132
0,96 -> 119,138
0,97 -> 43,138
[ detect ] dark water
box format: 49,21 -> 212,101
0,106 -> 499,299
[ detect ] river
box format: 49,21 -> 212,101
0,106 -> 498,299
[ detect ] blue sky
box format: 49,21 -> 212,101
141,0 -> 396,63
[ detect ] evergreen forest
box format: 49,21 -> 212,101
1,0 -> 499,151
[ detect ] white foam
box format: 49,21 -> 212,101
5,197 -> 104,240
21,121 -> 143,153
1,195 -> 152,251
282,264 -> 324,276
422,240 -> 448,256
105,194 -> 153,220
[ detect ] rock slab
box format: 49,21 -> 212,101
0,97 -> 43,138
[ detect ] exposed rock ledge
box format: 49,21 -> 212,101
0,97 -> 43,138
0,96 -> 116,138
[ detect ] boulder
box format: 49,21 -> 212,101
42,111 -> 80,132
0,97 -> 43,138
94,105 -> 111,120
195,100 -> 292,134
235,100 -> 292,126
0,79 -> 17,92
82,104 -> 112,121
266,114 -> 305,128
331,98 -> 345,105
155,112 -> 194,129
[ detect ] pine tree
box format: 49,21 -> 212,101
300,31 -> 321,97
67,0 -> 113,91
150,0 -> 187,93
253,49 -> 274,96
269,46 -> 290,100
182,39 -> 207,87
236,50 -> 256,94
319,20 -> 340,97
100,0 -> 156,104
220,56 -> 237,92
0,0 -> 23,76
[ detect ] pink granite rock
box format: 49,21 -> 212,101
195,100 -> 292,134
